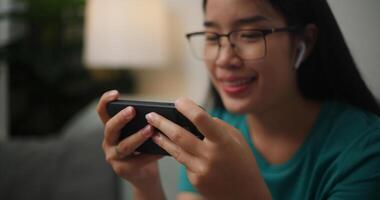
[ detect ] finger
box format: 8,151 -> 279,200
105,128 -> 155,163
116,125 -> 155,158
152,133 -> 199,170
97,90 -> 120,124
110,154 -> 163,176
104,106 -> 135,146
128,154 -> 163,166
145,112 -> 203,156
175,97 -> 227,142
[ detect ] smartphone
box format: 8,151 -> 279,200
106,99 -> 204,155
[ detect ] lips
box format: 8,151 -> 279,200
218,76 -> 257,95
221,78 -> 255,86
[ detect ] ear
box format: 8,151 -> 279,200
302,23 -> 318,59
294,24 -> 318,69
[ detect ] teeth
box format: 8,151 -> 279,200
222,78 -> 253,86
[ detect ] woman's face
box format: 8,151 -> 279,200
205,0 -> 301,115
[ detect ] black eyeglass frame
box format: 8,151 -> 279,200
185,25 -> 302,61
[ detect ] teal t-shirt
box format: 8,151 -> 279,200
178,101 -> 380,199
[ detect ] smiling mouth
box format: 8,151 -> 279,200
221,77 -> 256,86
219,76 -> 257,95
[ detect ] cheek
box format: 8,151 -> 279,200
266,36 -> 293,69
263,54 -> 293,83
265,36 -> 294,79
260,64 -> 294,98
258,40 -> 298,98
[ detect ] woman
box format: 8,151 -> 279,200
97,0 -> 380,199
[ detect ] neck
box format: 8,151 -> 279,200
247,96 -> 322,164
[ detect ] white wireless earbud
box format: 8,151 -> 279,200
295,42 -> 306,69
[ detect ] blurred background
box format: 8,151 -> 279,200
0,0 -> 207,139
0,0 -> 379,199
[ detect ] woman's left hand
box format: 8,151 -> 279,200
145,97 -> 272,200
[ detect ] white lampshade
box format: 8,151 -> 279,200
84,0 -> 169,69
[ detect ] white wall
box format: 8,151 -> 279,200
169,0 -> 210,104
132,0 -> 209,105
328,0 -> 380,99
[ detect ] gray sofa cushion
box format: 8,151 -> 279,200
0,100 -> 118,200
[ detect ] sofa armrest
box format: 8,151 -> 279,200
0,99 -> 118,200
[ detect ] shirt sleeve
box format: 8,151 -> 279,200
177,164 -> 198,194
327,127 -> 380,200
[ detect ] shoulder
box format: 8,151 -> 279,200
333,105 -> 380,165
311,102 -> 380,198
321,102 -> 380,199
322,101 -> 380,182
330,101 -> 380,133
321,101 -> 380,149
334,102 -> 380,159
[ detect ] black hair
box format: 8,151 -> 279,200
203,0 -> 380,116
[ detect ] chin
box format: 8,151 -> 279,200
220,94 -> 255,114
212,77 -> 261,114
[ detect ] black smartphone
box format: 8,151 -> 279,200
106,99 -> 204,155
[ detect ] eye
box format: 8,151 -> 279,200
238,31 -> 262,42
205,33 -> 219,44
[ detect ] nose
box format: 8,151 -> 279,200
215,37 -> 243,69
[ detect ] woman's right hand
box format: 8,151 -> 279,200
96,90 -> 163,189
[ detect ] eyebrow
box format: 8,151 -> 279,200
204,15 -> 268,28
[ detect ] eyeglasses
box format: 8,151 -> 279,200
186,26 -> 300,61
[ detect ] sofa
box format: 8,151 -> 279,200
0,99 -> 181,200
0,100 -> 118,200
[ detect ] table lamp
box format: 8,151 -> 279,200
84,0 -> 169,69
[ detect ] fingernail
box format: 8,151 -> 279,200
174,98 -> 182,107
152,133 -> 161,142
108,90 -> 118,97
145,113 -> 155,122
123,106 -> 133,117
143,125 -> 153,137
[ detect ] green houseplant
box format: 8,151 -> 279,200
8,0 -> 134,137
